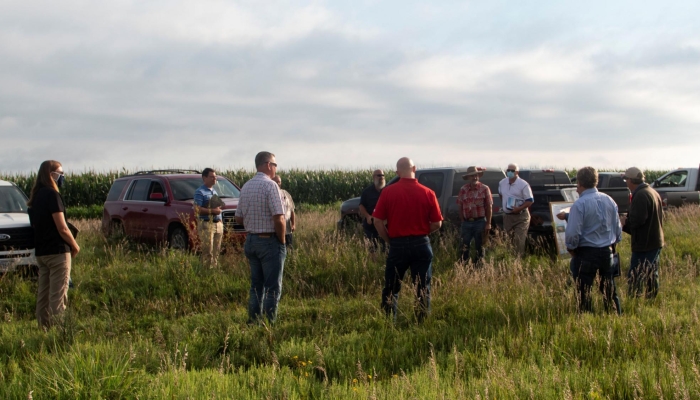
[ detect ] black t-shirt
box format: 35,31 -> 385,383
359,184 -> 382,228
28,187 -> 70,256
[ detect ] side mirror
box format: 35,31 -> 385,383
149,193 -> 165,201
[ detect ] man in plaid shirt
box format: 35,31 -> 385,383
235,151 -> 287,324
456,166 -> 493,265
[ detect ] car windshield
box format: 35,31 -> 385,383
169,178 -> 241,201
0,186 -> 29,213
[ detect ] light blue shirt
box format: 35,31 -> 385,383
565,188 -> 622,250
194,184 -> 221,222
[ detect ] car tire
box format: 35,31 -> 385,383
168,225 -> 189,250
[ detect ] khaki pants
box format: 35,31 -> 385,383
36,253 -> 71,329
503,211 -> 530,256
198,220 -> 223,268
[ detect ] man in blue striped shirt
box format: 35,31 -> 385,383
194,168 -> 223,268
565,166 -> 622,315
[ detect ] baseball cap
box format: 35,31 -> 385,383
623,167 -> 644,180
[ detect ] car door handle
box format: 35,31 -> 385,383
122,207 -> 128,210
142,208 -> 148,212
680,196 -> 687,199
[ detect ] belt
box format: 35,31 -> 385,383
505,211 -> 524,215
252,232 -> 275,238
200,219 -> 222,223
465,217 -> 486,222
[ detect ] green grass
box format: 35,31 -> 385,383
1,206 -> 700,398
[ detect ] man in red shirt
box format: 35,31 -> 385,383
373,157 -> 443,322
456,166 -> 493,265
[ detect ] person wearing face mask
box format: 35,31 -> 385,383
27,160 -> 80,329
358,169 -> 386,253
565,166 -> 622,314
456,166 -> 493,266
498,163 -> 534,256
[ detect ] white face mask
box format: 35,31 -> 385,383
506,171 -> 515,179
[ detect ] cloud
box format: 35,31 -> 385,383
1,1 -> 700,173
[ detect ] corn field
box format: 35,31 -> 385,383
1,168 -> 671,207
0,168 -> 397,207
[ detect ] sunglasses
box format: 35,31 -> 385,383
506,169 -> 516,173
268,162 -> 278,167
374,174 -> 385,177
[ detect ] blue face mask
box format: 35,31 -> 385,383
506,171 -> 515,179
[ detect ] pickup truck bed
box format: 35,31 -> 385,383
519,170 -> 630,239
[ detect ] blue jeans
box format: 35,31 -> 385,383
382,236 -> 433,322
571,246 -> 621,315
628,248 -> 661,298
244,234 -> 287,323
460,219 -> 486,264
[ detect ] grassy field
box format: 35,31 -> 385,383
1,205 -> 700,398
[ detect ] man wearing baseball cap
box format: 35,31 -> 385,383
456,166 -> 493,265
621,167 -> 664,299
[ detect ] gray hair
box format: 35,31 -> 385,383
254,151 -> 275,167
576,166 -> 599,189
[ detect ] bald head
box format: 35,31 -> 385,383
272,175 -> 282,187
507,163 -> 519,171
396,157 -> 416,178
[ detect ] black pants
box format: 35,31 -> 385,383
571,246 -> 621,315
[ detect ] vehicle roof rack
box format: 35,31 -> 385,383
133,169 -> 201,175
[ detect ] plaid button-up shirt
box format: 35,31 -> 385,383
235,172 -> 285,233
456,182 -> 492,220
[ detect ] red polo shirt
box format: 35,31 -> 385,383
372,178 -> 443,238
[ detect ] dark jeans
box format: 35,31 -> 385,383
363,224 -> 386,253
628,248 -> 661,299
382,236 -> 433,322
244,234 -> 287,323
571,246 -> 621,315
460,219 -> 486,264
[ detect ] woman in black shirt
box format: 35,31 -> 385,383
27,160 -> 80,329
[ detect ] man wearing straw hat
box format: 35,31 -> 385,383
456,166 -> 493,265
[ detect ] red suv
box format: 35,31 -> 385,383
102,170 -> 245,249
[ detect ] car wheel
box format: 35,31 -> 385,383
169,226 -> 189,250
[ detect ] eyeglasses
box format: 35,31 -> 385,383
374,174 -> 385,177
268,162 -> 278,167
506,169 -> 516,173
52,171 -> 65,176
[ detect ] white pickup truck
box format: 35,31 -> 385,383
651,166 -> 700,208
0,179 -> 37,273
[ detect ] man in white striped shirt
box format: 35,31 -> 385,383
235,151 -> 287,324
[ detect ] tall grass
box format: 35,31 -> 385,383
1,205 -> 699,397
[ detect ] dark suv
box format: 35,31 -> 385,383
101,170 -> 245,249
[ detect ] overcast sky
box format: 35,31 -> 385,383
1,1 -> 699,173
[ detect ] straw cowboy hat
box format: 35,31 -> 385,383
462,166 -> 484,179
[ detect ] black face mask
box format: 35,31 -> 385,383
55,174 -> 65,188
